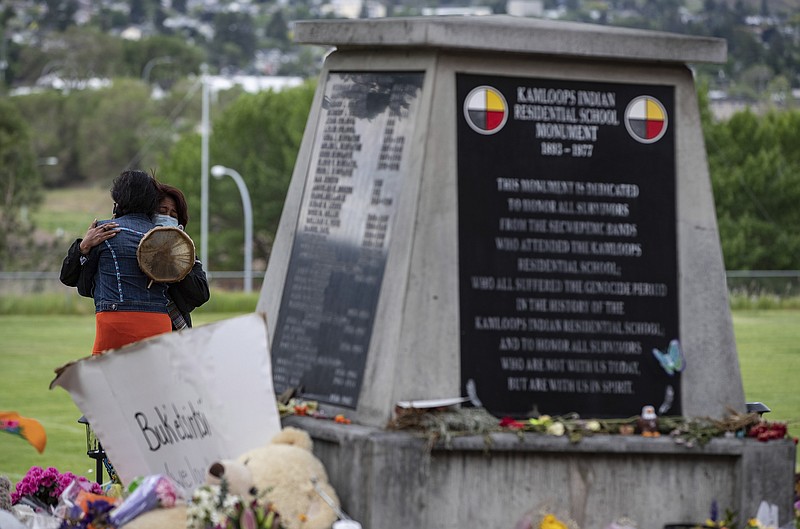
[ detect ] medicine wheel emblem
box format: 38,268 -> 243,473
464,86 -> 508,135
624,96 -> 668,144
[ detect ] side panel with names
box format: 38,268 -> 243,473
272,72 -> 425,408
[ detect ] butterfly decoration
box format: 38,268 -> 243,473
652,339 -> 685,376
0,411 -> 47,453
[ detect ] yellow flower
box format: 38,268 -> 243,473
586,420 -> 601,432
547,422 -> 565,436
539,513 -> 569,529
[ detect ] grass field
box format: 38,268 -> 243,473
0,310 -> 250,484
1,309 -> 798,485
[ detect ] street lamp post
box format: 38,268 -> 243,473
200,64 -> 210,271
210,165 -> 253,293
142,56 -> 174,84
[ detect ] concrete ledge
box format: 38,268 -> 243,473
294,15 -> 727,64
284,416 -> 795,529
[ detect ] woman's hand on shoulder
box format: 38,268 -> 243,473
79,219 -> 120,255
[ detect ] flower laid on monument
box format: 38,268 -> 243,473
747,421 -> 789,443
386,402 -> 799,449
513,506 -> 578,529
278,398 -> 355,426
499,417 -> 526,429
703,500 -> 738,529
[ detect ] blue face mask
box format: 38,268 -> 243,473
154,214 -> 181,229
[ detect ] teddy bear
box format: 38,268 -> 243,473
237,426 -> 340,529
122,426 -> 340,529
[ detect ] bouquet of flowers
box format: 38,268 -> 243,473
108,474 -> 180,527
187,479 -> 283,529
11,466 -> 102,512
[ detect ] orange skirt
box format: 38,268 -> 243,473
93,312 -> 172,355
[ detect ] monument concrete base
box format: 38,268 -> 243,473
284,416 -> 795,529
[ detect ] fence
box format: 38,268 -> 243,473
725,270 -> 800,297
0,271 -> 265,295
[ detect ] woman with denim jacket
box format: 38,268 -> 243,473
60,181 -> 210,331
67,170 -> 172,354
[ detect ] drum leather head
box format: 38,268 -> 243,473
137,226 -> 196,283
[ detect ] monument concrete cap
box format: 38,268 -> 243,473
294,15 -> 727,64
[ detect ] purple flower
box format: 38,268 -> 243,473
109,475 -> 180,526
12,465 -> 97,509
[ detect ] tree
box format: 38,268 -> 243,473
157,81 -> 316,271
12,27 -> 126,85
265,10 -> 289,46
42,0 -> 78,31
211,12 -> 257,70
0,99 -> 42,269
10,91 -> 76,187
704,108 -> 800,270
71,79 -> 157,179
129,0 -> 147,25
121,35 -> 206,85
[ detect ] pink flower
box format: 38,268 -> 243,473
11,465 -> 101,508
241,506 -> 257,529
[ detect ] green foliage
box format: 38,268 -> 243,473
11,78 -> 185,186
705,108 -> 800,270
121,35 -> 206,84
72,79 -> 157,176
8,91 -> 75,187
34,26 -> 126,81
265,10 -> 290,46
158,80 -> 316,271
0,98 -> 42,269
211,12 -> 257,69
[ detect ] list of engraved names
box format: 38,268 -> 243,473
271,72 -> 425,408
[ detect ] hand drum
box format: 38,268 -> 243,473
137,226 -> 196,284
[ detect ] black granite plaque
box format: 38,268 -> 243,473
457,74 -> 680,419
272,72 -> 425,408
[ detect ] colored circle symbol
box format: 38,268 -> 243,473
625,96 -> 668,144
464,86 -> 508,135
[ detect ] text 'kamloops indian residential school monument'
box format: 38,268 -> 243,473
256,15 -> 796,529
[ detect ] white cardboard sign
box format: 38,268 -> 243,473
51,312 -> 281,494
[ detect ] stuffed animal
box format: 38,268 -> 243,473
122,427 -> 340,529
237,426 -> 340,529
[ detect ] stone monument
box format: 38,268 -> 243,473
257,16 -> 796,528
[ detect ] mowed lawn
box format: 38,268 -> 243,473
0,312 -> 245,483
1,310 -> 798,484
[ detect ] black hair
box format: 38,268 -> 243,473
110,170 -> 159,217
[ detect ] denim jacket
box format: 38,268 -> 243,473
91,214 -> 169,314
